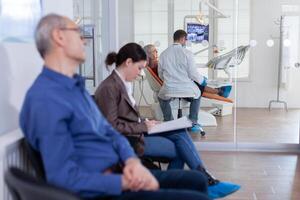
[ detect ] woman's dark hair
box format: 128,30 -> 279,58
105,43 -> 147,68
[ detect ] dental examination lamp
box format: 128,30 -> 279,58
200,0 -> 230,19
206,45 -> 250,79
184,0 -> 230,30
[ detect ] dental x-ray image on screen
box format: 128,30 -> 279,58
187,23 -> 209,43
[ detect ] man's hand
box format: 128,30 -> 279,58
121,175 -> 131,191
122,158 -> 159,191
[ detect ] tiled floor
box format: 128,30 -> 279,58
139,106 -> 300,199
201,151 -> 300,200
201,108 -> 300,144
140,107 -> 300,144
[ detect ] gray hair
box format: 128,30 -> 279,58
35,14 -> 67,58
143,44 -> 155,58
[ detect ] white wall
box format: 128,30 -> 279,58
0,0 -> 73,135
118,0 -> 134,47
43,0 -> 73,18
118,0 -> 154,106
100,0 -> 119,81
0,43 -> 42,135
118,0 -> 162,106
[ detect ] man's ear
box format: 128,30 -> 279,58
179,37 -> 185,44
51,28 -> 64,47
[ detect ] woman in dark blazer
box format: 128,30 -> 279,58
95,66 -> 182,169
95,42 -> 216,180
94,43 -> 240,199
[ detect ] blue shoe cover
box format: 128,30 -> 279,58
208,181 -> 240,199
189,124 -> 202,133
201,76 -> 208,87
218,85 -> 232,98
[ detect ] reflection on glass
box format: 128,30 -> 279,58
266,39 -> 274,47
249,40 -> 257,47
283,39 -> 291,47
0,0 -> 42,42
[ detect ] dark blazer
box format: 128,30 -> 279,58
95,71 -> 147,155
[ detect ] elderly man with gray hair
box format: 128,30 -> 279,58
20,13 -> 212,200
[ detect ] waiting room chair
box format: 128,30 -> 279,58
141,155 -> 172,170
126,136 -> 172,170
5,167 -> 81,200
23,140 -> 46,180
24,137 -> 170,176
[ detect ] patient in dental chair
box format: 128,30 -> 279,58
143,44 -> 232,98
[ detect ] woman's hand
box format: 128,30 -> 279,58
144,119 -> 160,131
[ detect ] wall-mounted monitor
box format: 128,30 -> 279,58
186,23 -> 209,43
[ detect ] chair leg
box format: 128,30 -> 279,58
158,161 -> 162,170
177,98 -> 183,118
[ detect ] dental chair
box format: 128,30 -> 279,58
204,45 -> 250,116
144,67 -> 225,127
145,45 -> 248,122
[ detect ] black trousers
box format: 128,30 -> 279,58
195,81 -> 205,96
97,169 -> 210,200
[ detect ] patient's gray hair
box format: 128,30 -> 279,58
143,44 -> 155,58
35,14 -> 67,58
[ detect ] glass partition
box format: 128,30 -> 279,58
235,1 -> 300,145
132,0 -> 300,148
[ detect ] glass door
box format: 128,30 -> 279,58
73,0 -> 102,92
235,1 -> 300,146
132,0 -> 300,149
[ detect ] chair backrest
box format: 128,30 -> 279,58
5,167 -> 81,200
141,155 -> 172,170
144,67 -> 162,93
23,140 -> 46,180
